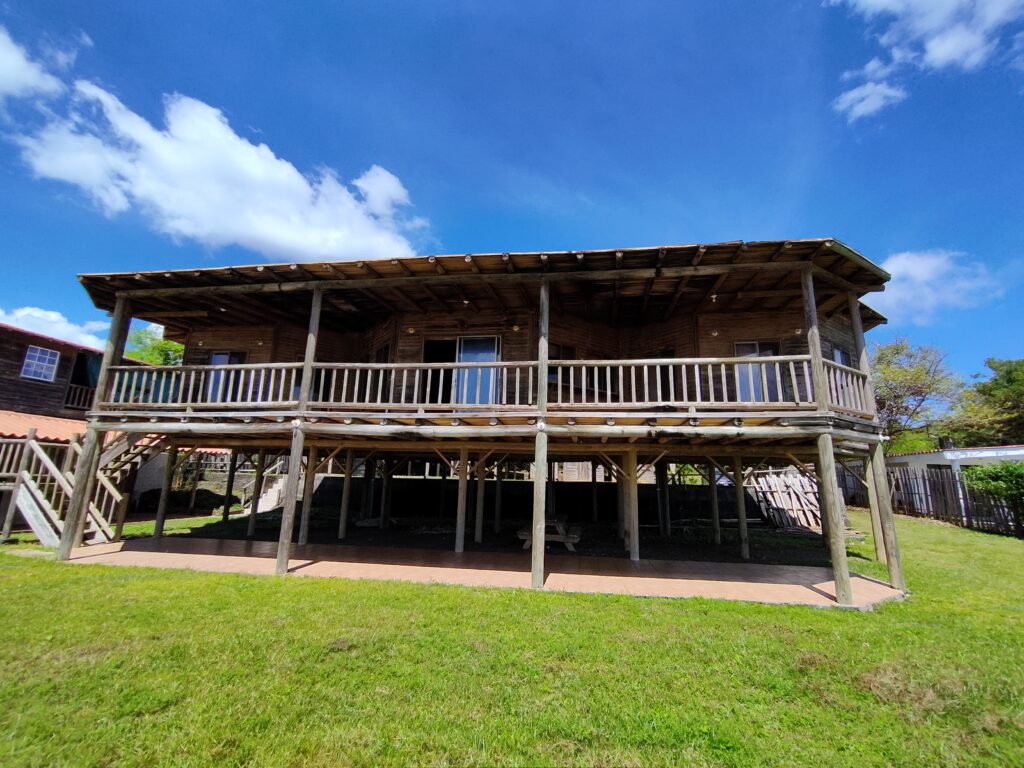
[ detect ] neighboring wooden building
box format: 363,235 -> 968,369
0,322 -> 112,421
51,238 -> 905,605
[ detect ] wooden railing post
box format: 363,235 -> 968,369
800,266 -> 830,413
1,429 -> 35,540
58,296 -> 130,560
847,292 -> 877,419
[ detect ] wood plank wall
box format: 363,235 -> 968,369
0,325 -> 91,420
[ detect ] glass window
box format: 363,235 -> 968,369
832,346 -> 853,367
735,341 -> 781,402
21,345 -> 60,382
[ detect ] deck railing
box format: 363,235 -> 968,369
104,363 -> 303,409
96,355 -> 876,419
309,362 -> 538,409
64,383 -> 96,410
822,360 -> 873,418
548,356 -> 815,409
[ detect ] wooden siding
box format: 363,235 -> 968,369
0,325 -> 96,420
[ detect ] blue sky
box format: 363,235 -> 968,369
0,1 -> 1021,376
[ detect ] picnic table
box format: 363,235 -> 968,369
517,516 -> 582,551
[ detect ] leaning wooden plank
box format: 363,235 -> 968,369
15,485 -> 60,548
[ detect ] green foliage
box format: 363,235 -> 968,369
943,359 -> 1024,447
962,461 -> 1024,512
886,429 -> 938,456
125,326 -> 184,366
871,339 -> 961,451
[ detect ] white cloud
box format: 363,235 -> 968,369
868,249 -> 1002,325
831,1 -> 1024,119
1,25 -> 427,263
0,306 -> 108,348
0,25 -> 64,103
832,81 -> 908,121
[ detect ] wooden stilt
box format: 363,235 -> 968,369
590,460 -> 599,523
617,465 -> 626,540
186,453 -> 201,513
817,433 -> 853,605
864,454 -> 888,562
708,461 -> 721,545
298,446 -> 317,545
275,427 -> 305,574
247,448 -> 266,538
338,449 -> 354,539
455,448 -> 469,552
493,462 -> 503,533
474,458 -> 486,544
222,449 -> 237,523
59,295 -> 130,561
868,442 -> 906,590
733,456 -> 749,560
656,459 -> 671,537
625,448 -> 639,561
531,430 -> 548,587
153,446 -> 177,540
379,457 -> 393,529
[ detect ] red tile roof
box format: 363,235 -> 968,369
0,410 -> 86,443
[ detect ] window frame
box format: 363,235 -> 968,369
20,345 -> 61,383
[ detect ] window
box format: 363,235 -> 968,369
831,345 -> 852,367
456,336 -> 500,405
734,341 -> 781,402
20,345 -> 60,382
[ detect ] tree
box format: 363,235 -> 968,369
962,461 -> 1024,537
943,359 -> 1024,447
870,339 -> 960,452
125,326 -> 184,366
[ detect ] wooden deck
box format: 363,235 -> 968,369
68,537 -> 904,609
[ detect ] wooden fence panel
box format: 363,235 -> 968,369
888,466 -> 1021,538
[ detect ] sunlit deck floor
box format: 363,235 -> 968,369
68,537 -> 904,609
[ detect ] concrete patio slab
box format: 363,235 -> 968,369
68,537 -> 904,609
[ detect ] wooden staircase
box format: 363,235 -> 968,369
1,431 -> 168,547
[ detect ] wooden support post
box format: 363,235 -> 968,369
186,454 -> 201,513
362,459 -> 376,520
733,456 -> 749,560
58,295 -> 130,560
817,433 -> 853,605
298,447 -> 318,546
247,448 -> 266,537
617,471 -> 626,540
656,459 -> 670,538
72,446 -> 103,547
275,428 -> 306,574
532,431 -> 548,587
863,455 -> 888,563
379,457 -> 393,529
474,458 -> 486,544
2,429 -> 35,540
708,461 -> 721,545
625,448 -> 640,561
153,446 -> 177,540
847,291 -> 877,419
338,449 -> 354,539
222,449 -> 237,523
801,266 -> 830,412
455,448 -> 469,553
868,442 -> 906,590
590,460 -> 599,523
493,463 -> 503,533
531,277 -> 550,588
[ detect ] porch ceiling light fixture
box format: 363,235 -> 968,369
710,330 -> 719,337
794,328 -> 803,335
407,327 -> 416,334
688,417 -> 700,426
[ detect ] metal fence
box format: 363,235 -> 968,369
887,465 -> 1022,538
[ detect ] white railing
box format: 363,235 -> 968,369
64,383 -> 96,410
309,362 -> 538,409
823,360 -> 874,417
94,355 -> 876,418
103,364 -> 303,409
548,356 -> 816,410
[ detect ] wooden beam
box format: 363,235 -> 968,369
153,445 -> 177,540
275,427 -> 305,574
734,456 -> 749,560
298,446 -> 317,545
868,442 -> 905,590
624,447 -> 639,560
247,448 -> 266,537
455,447 -> 468,552
706,460 -> 721,545
337,449 -> 354,539
817,433 -> 853,604
222,449 -> 237,522
801,265 -> 830,413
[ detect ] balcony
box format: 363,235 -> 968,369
97,355 -> 874,425
64,383 -> 96,411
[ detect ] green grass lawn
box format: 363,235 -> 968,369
0,511 -> 1022,767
